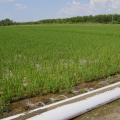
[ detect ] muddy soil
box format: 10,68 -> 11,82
74,99 -> 120,120
1,74 -> 120,119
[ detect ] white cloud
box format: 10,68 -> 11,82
90,0 -> 120,13
15,3 -> 27,10
57,0 -> 120,18
57,0 -> 90,17
91,0 -> 120,7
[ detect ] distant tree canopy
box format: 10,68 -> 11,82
0,18 -> 14,26
0,14 -> 120,26
38,14 -> 120,24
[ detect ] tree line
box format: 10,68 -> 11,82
38,14 -> 120,24
0,18 -> 14,26
0,14 -> 120,26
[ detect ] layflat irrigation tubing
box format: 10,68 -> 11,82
2,82 -> 120,120
27,87 -> 120,120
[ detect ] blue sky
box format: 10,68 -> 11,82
0,0 -> 120,22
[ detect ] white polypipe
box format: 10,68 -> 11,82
28,87 -> 120,120
2,82 -> 120,120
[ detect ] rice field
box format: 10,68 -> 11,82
0,24 -> 120,112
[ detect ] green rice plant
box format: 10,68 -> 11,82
0,24 -> 120,113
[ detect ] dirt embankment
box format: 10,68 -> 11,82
1,74 -> 120,119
